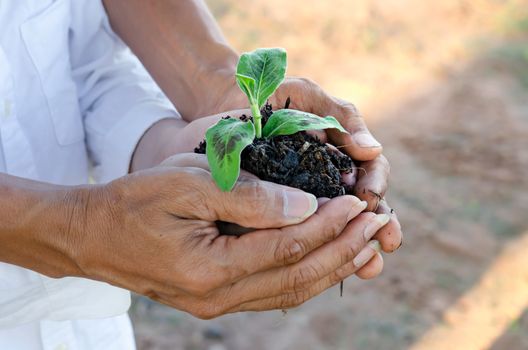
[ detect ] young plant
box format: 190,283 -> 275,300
206,48 -> 348,191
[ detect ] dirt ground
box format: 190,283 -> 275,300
130,1 -> 528,349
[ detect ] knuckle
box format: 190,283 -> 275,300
343,243 -> 362,265
338,100 -> 360,117
238,181 -> 273,216
183,275 -> 214,297
170,170 -> 216,218
280,289 -> 312,309
358,212 -> 377,223
296,77 -> 324,102
275,236 -> 305,265
297,76 -> 318,89
332,95 -> 361,119
288,264 -> 320,292
321,214 -> 347,241
330,265 -> 351,284
246,179 -> 268,197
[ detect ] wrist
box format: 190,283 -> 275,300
0,177 -> 102,278
194,68 -> 247,118
66,183 -> 120,280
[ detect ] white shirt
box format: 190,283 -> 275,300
0,1 -> 180,349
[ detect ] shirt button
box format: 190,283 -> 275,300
54,343 -> 68,350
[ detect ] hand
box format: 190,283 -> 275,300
133,102 -> 401,255
71,154 -> 390,318
101,0 -> 401,252
130,110 -> 250,172
210,77 -> 403,253
160,153 -> 388,280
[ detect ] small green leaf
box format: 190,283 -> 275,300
262,109 -> 348,138
205,118 -> 255,191
235,74 -> 257,102
236,48 -> 287,108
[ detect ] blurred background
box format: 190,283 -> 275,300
130,0 -> 528,349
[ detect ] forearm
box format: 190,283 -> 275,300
103,0 -> 239,121
0,174 -> 94,278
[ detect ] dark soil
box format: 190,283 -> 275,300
195,103 -> 355,198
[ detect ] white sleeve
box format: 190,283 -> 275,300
69,0 -> 180,183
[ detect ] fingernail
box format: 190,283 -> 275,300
348,200 -> 368,221
283,190 -> 317,220
363,214 -> 391,241
354,133 -> 381,148
353,240 -> 381,267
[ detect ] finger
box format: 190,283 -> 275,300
354,154 -> 390,212
159,153 -> 211,169
151,248 -> 383,319
325,97 -> 382,162
162,167 -> 322,228
160,153 -> 258,179
212,213 -> 389,311
317,197 -> 331,206
341,171 -> 357,188
355,252 -> 384,280
145,230 -> 380,319
220,177 -> 321,228
230,240 -> 382,313
219,196 -> 368,279
170,109 -> 252,153
274,79 -> 381,161
324,144 -> 357,187
215,195 -> 338,237
373,199 -> 403,253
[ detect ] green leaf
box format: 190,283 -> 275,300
262,109 -> 348,138
205,118 -> 255,191
236,48 -> 287,108
235,74 -> 257,102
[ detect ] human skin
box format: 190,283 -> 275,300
0,152 -> 390,318
131,110 -> 398,279
103,0 -> 403,255
0,1 -> 402,321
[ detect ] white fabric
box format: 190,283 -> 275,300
0,0 -> 180,348
0,314 -> 136,350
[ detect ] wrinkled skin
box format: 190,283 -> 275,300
103,0 -> 402,291
75,154 -> 391,319
228,77 -> 402,252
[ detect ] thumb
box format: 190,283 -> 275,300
209,176 -> 318,229
326,99 -> 383,162
162,167 -> 317,228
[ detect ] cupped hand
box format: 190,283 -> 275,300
162,153 -> 390,279
208,77 -> 402,253
271,78 -> 402,253
136,100 -> 402,254
73,154 -> 390,318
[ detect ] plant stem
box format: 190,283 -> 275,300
251,103 -> 262,138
